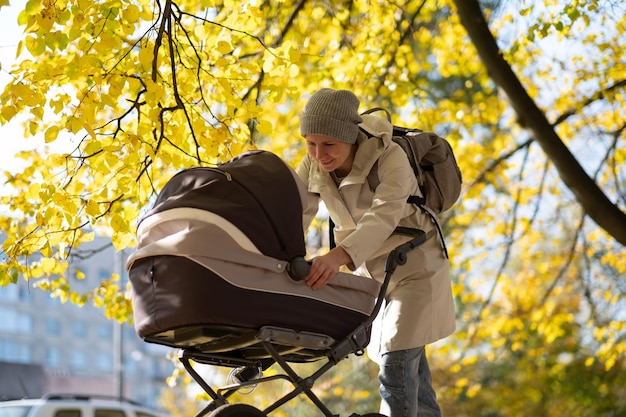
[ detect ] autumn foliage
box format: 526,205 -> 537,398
1,0 -> 624,415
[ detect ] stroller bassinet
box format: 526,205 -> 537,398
127,150 -> 427,417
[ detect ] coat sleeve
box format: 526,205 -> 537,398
338,145 -> 419,269
294,153 -> 321,231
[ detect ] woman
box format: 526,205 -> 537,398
295,88 -> 456,417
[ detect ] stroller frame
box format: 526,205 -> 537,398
177,230 -> 428,417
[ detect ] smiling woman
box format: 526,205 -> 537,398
295,88 -> 456,417
305,133 -> 357,176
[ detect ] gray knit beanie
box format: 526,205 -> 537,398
300,88 -> 363,144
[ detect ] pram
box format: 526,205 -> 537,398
126,150 -> 427,417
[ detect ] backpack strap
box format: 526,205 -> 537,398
360,113 -> 450,259
366,160 -> 449,259
367,159 -> 429,206
361,107 -> 392,121
329,216 -> 336,250
414,203 -> 449,259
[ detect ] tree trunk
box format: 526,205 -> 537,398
453,0 -> 626,246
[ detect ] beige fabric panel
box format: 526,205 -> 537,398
127,209 -> 381,315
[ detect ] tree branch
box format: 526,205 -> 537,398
453,0 -> 626,246
552,80 -> 626,127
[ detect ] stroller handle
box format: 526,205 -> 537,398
288,228 -> 430,282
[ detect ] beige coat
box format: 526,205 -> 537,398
295,127 -> 456,360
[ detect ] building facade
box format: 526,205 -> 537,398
0,235 -> 174,407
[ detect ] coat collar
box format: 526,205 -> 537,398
349,130 -> 389,179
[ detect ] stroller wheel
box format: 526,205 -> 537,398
210,403 -> 266,416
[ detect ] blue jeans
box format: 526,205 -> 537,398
378,347 -> 442,417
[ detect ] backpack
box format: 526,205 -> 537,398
358,108 -> 462,259
360,107 -> 463,214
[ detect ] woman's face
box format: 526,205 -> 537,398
306,134 -> 356,176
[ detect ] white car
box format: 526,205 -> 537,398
0,394 -> 167,417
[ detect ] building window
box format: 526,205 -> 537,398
54,410 -> 81,417
18,314 -> 33,334
123,355 -> 137,374
97,323 -> 113,340
96,352 -> 113,372
19,285 -> 33,302
46,294 -> 62,305
72,321 -> 87,338
0,285 -> 18,301
95,410 -> 125,417
0,340 -> 31,362
46,346 -> 61,367
46,318 -> 61,335
0,308 -> 16,332
70,350 -> 87,370
0,308 -> 32,333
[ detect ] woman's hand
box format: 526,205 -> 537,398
306,246 -> 352,290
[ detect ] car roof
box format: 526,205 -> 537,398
0,395 -> 165,415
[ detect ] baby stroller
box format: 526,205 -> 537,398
126,150 -> 427,417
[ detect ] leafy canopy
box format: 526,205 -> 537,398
0,0 -> 624,415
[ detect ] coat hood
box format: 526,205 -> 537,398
359,114 -> 393,142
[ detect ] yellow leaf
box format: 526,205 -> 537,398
138,47 -> 153,67
85,200 -> 101,217
466,384 -> 481,398
111,213 -> 129,233
83,122 -> 97,139
84,139 -> 102,155
44,125 -> 59,143
69,292 -> 87,306
289,63 -> 299,78
123,4 -> 140,23
216,40 -> 232,54
262,52 -> 276,73
256,119 -> 272,134
25,35 -> 46,56
1,103 -> 17,121
40,257 -> 57,274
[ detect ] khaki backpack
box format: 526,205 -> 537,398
359,108 -> 462,258
360,107 -> 463,214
